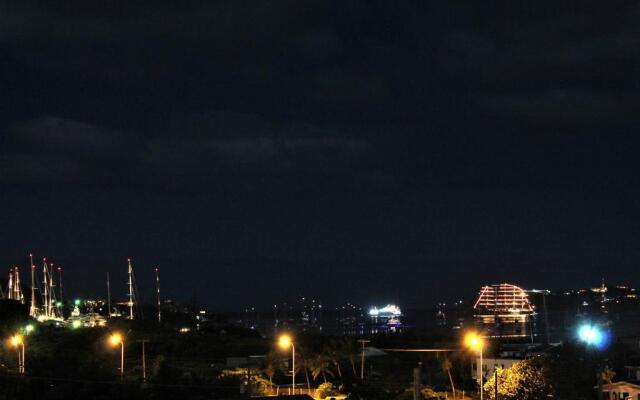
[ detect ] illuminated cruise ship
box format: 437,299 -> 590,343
473,283 -> 534,324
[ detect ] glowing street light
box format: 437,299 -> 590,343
24,324 -> 35,335
9,334 -> 25,373
278,334 -> 295,394
465,332 -> 485,400
577,324 -> 607,348
108,332 -> 125,378
577,323 -> 609,399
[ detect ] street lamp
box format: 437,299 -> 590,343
108,332 -> 125,378
577,324 -> 608,400
278,334 -> 295,394
9,334 -> 25,374
358,339 -> 370,379
465,332 -> 485,400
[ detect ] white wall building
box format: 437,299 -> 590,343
471,357 -> 520,383
601,381 -> 640,400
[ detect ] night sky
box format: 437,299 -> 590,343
2,1 -> 640,310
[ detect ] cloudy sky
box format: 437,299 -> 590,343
1,1 -> 640,310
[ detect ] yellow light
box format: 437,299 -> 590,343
108,333 -> 123,347
464,332 -> 484,350
278,334 -> 292,349
10,334 -> 23,347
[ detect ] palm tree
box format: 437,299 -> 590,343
340,338 -> 358,378
310,354 -> 335,383
264,351 -> 282,393
442,357 -> 456,399
265,363 -> 276,391
296,347 -> 313,393
325,341 -> 343,379
601,367 -> 616,385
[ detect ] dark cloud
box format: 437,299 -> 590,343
0,154 -> 82,182
1,117 -> 134,182
8,116 -> 133,159
478,91 -> 640,126
141,113 -> 373,187
145,134 -> 370,171
1,113 -> 372,186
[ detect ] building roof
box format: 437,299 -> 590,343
602,381 -> 640,391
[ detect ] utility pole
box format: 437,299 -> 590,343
542,291 -> 550,344
358,339 -> 370,379
138,339 -> 149,381
413,362 -> 422,400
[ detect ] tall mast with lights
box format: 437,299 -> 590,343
155,268 -> 161,323
127,258 -> 135,320
7,268 -> 14,300
107,272 -> 111,318
57,266 -> 63,302
42,258 -> 50,317
29,254 -> 37,317
14,267 -> 24,304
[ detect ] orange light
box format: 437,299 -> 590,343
464,332 -> 484,350
108,333 -> 123,347
10,334 -> 23,347
278,334 -> 292,349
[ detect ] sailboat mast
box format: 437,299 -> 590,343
30,254 -> 37,317
15,267 -> 23,304
155,268 -> 161,323
49,263 -> 56,317
127,258 -> 134,320
58,267 -> 63,302
8,268 -> 14,300
107,272 -> 111,318
42,258 -> 49,317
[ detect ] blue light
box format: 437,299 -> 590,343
577,324 -> 609,349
